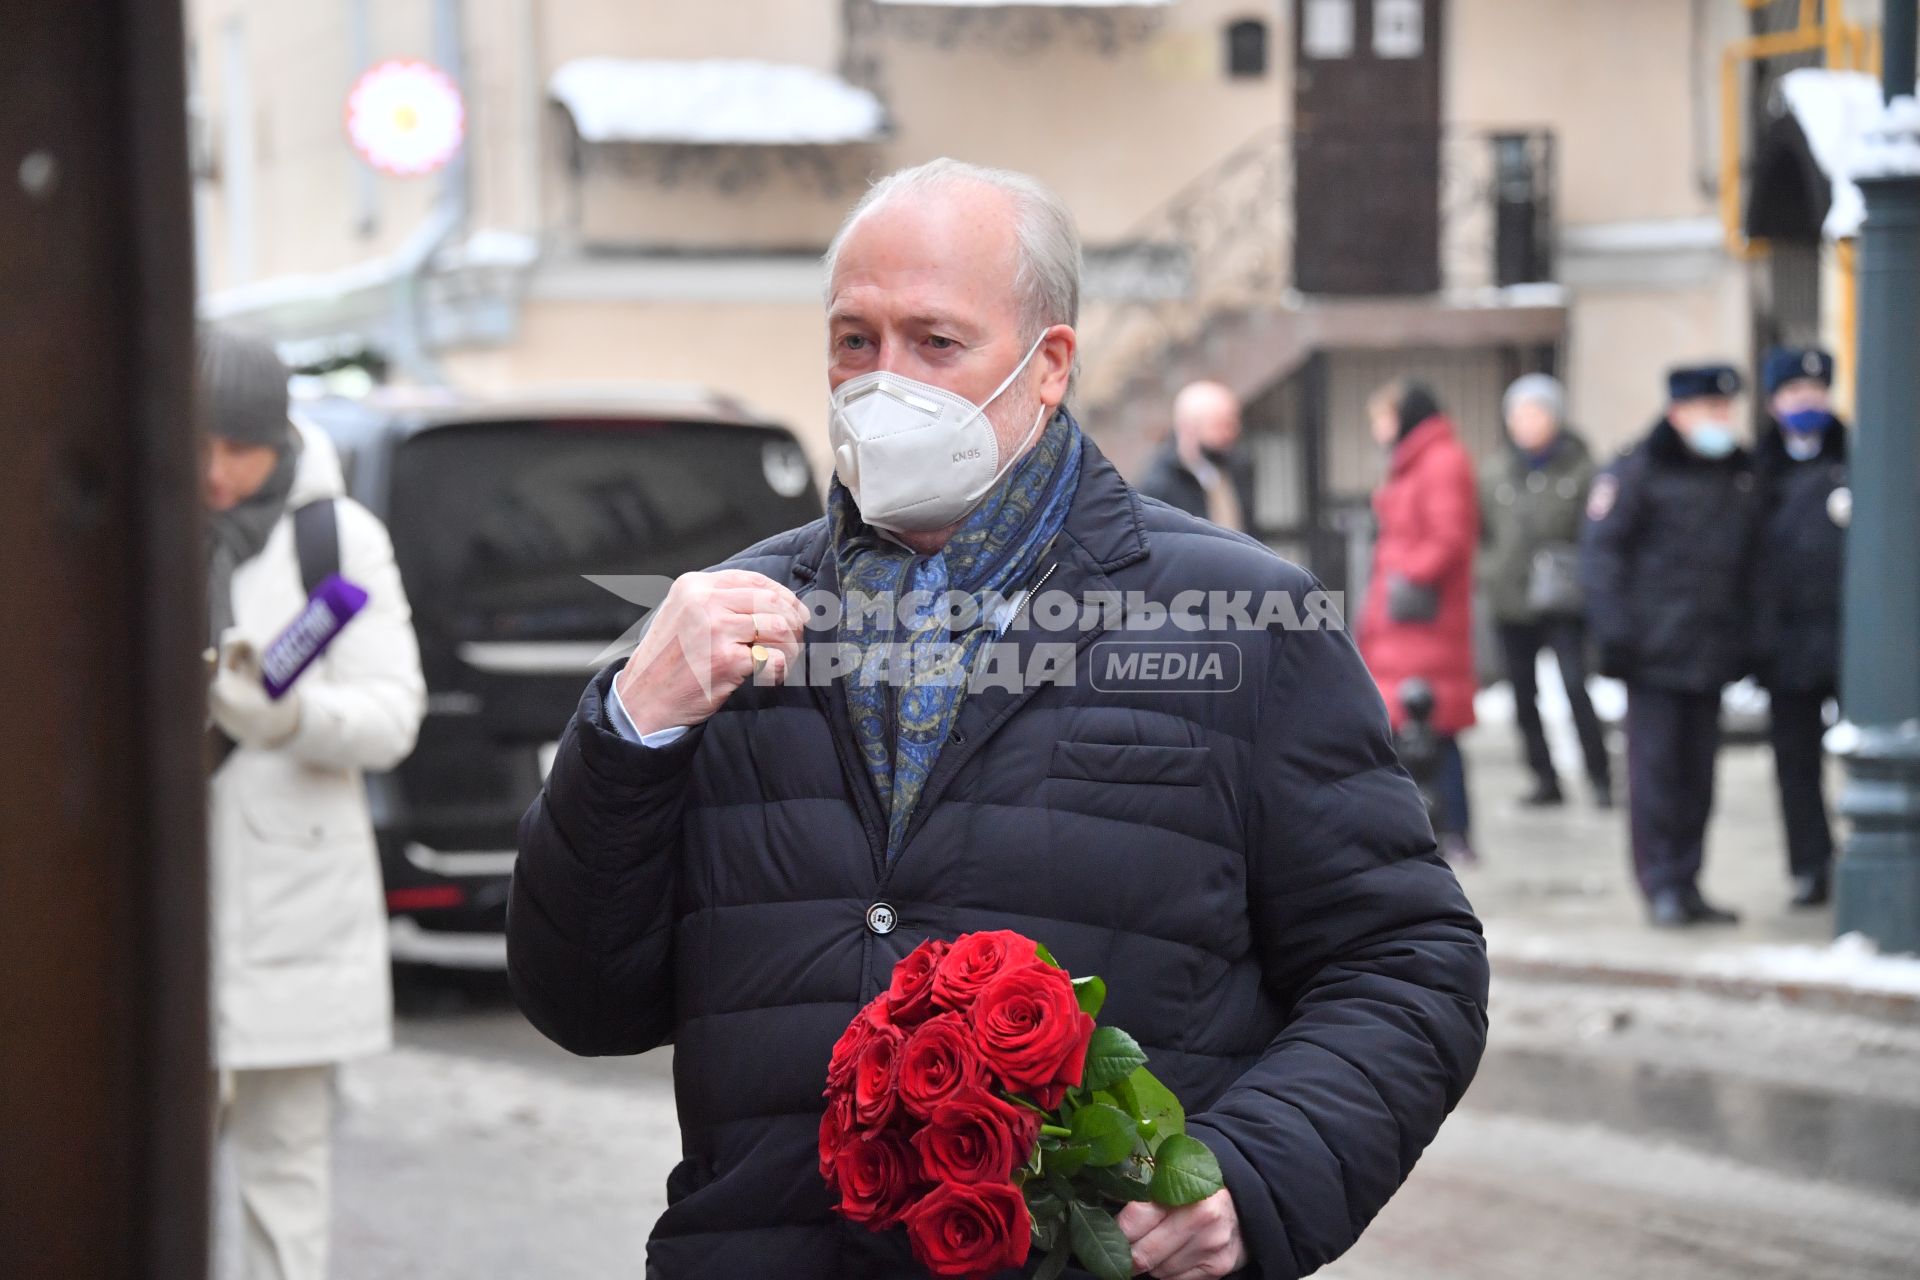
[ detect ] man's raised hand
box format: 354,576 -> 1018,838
613,569 -> 809,737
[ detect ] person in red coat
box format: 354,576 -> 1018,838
1360,380 -> 1481,860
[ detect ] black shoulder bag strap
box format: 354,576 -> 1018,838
292,498 -> 340,595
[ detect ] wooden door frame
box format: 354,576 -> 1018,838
0,1 -> 207,1275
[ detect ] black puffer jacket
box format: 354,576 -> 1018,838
1580,420 -> 1760,692
509,436 -> 1489,1279
1136,437 -> 1257,527
1751,423 -> 1848,695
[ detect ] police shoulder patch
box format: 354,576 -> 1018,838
1587,472 -> 1619,521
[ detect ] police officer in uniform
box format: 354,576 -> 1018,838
1581,365 -> 1759,927
1752,347 -> 1848,907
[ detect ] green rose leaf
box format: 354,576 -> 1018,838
1146,1133 -> 1224,1207
1081,1026 -> 1149,1093
1033,1238 -> 1074,1280
1068,1201 -> 1135,1280
1123,1065 -> 1186,1140
1068,1103 -> 1138,1167
1026,1180 -> 1065,1222
1086,1159 -> 1157,1204
1044,1143 -> 1092,1179
1033,941 -> 1063,969
1073,974 -> 1107,1019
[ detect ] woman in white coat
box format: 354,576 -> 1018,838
201,327 -> 424,1280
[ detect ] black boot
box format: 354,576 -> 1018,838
1680,886 -> 1741,926
1790,873 -> 1831,908
1520,777 -> 1565,808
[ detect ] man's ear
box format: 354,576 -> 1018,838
1036,324 -> 1076,408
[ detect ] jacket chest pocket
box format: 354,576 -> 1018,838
1048,741 -> 1209,787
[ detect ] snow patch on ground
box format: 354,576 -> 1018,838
1696,932 -> 1920,997
1491,926 -> 1920,1000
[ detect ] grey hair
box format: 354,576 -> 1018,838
823,158 -> 1083,343
1503,372 -> 1566,423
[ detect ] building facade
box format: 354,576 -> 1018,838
192,0 -> 1762,590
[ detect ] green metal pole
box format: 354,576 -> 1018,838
1833,0 -> 1920,955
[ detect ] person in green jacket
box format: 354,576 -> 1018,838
1479,374 -> 1613,808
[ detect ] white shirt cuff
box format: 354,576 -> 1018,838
607,683 -> 688,748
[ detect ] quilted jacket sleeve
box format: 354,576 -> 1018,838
507,661 -> 702,1057
1187,593 -> 1489,1279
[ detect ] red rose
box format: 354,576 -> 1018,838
831,1128 -> 918,1229
931,930 -> 1039,1013
818,1090 -> 855,1181
852,1020 -> 907,1129
826,996 -> 894,1091
968,962 -> 1094,1099
904,1179 -> 1031,1278
897,1014 -> 989,1121
911,1088 -> 1040,1186
887,938 -> 951,1025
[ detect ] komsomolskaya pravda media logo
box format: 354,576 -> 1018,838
583,575 -> 1341,694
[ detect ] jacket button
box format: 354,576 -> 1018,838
866,902 -> 898,935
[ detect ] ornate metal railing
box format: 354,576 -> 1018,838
1080,123 -> 1291,406
1440,129 -> 1556,292
1081,125 -> 1557,406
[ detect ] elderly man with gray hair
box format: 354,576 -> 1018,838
509,158 -> 1487,1279
1478,372 -> 1612,809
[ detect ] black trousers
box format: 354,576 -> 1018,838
1624,685 -> 1722,900
1768,689 -> 1835,879
1497,617 -> 1611,791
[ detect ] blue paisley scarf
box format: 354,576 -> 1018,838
829,409 -> 1082,858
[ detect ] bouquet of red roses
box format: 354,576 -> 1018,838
820,929 -> 1224,1279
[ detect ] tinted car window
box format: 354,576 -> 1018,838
386,418 -> 819,648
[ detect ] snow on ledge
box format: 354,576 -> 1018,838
874,0 -> 1171,6
549,58 -> 886,146
1778,68 -> 1887,240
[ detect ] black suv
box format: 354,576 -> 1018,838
297,387 -> 821,967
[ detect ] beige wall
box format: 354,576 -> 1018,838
867,0 -> 1284,245
192,0 -> 446,291
540,0 -> 842,70
559,0 -> 1282,250
1448,0 -> 1729,227
1564,271 -> 1753,458
195,0 -> 1767,478
1450,0 -> 1750,456
441,296 -> 834,459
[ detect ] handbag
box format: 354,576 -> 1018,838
1526,542 -> 1585,617
1387,574 -> 1441,624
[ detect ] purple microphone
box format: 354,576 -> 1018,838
260,574 -> 369,700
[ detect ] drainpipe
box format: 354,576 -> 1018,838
1832,0 -> 1920,955
388,0 -> 469,384
517,0 -> 543,243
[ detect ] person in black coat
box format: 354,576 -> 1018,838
1581,365 -> 1760,928
1136,379 -> 1257,532
508,161 -> 1488,1279
1752,347 -> 1849,907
